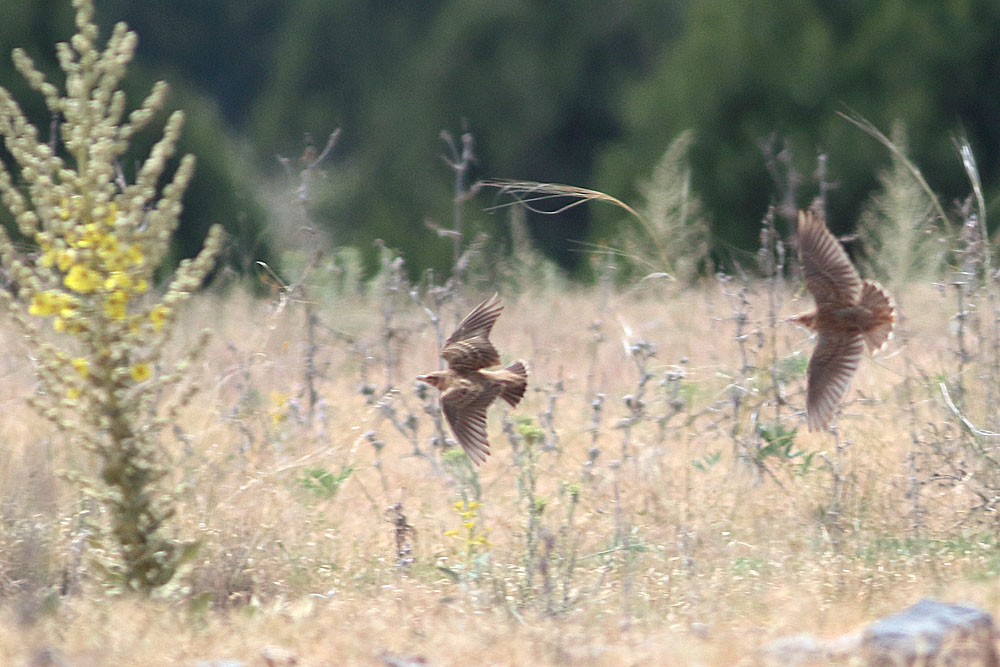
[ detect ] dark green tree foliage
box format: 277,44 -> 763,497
250,0 -> 1000,274
94,0 -> 283,126
0,1 -> 70,244
5,0 -> 1000,278
596,0 -> 1000,257
0,0 -> 75,68
250,0 -> 682,274
0,1 -> 274,277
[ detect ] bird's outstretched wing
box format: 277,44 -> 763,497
806,332 -> 864,431
441,294 -> 503,371
798,210 -> 862,310
441,381 -> 503,464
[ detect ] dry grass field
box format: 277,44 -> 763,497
3,270 -> 1000,666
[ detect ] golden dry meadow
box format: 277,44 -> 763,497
3,277 -> 1000,666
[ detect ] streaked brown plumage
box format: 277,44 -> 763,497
793,210 -> 895,432
417,294 -> 529,464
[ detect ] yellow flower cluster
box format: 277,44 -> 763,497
444,499 -> 490,554
71,357 -> 89,378
28,290 -> 78,317
149,305 -> 169,332
30,200 -> 169,334
130,363 -> 152,383
269,391 -> 291,425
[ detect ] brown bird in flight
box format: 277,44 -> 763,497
417,294 -> 529,464
793,210 -> 895,431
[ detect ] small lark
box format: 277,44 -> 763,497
793,210 -> 896,431
418,294 -> 529,464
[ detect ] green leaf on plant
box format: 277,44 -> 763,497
300,465 -> 354,497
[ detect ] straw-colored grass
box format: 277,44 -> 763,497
2,279 -> 999,666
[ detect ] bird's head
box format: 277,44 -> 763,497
416,371 -> 449,390
788,312 -> 818,331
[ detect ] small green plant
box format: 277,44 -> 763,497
756,423 -> 798,458
692,449 -> 721,473
440,447 -> 483,500
756,423 -> 818,476
775,352 -> 809,383
0,0 -> 222,592
855,122 -> 947,287
621,130 -> 710,282
299,465 -> 353,498
512,416 -> 546,601
552,480 -> 582,614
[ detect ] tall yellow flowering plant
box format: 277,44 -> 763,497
0,0 -> 223,592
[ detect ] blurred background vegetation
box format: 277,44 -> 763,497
1,0 -> 998,279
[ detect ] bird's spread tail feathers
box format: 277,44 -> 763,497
860,281 -> 895,353
499,360 -> 528,407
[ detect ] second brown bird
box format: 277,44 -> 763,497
417,294 -> 529,464
793,210 -> 895,431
